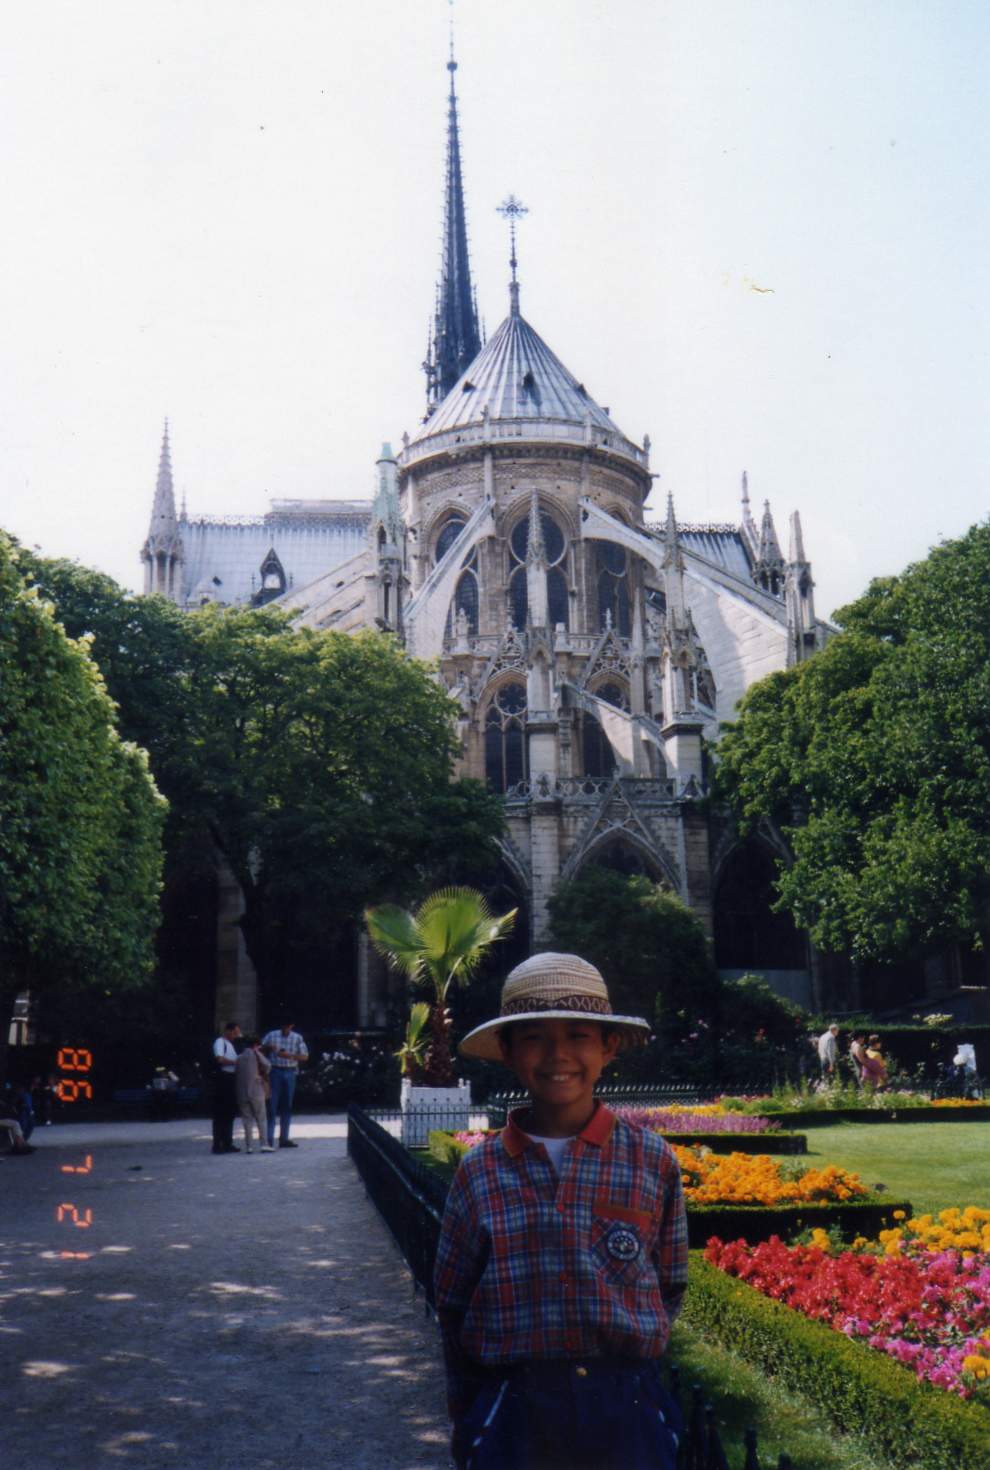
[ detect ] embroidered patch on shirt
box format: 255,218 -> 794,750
605,1223 -> 641,1262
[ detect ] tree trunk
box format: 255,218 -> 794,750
425,1002 -> 456,1086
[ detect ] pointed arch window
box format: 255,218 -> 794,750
507,504 -> 569,630
596,541 -> 631,636
253,547 -> 286,605
582,681 -> 629,778
484,681 -> 528,794
437,513 -> 480,638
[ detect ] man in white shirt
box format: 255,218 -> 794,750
261,1020 -> 308,1149
817,1024 -> 839,1079
211,1021 -> 241,1154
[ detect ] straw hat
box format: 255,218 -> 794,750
458,952 -> 652,1062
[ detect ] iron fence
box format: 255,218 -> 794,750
486,1082 -> 709,1127
347,1105 -> 794,1469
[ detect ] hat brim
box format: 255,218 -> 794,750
458,1011 -> 652,1062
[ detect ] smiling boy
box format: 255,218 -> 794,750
434,953 -> 687,1470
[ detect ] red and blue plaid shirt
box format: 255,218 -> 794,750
434,1103 -> 688,1415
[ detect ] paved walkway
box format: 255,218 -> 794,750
0,1115 -> 450,1470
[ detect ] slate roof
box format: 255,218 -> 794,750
411,305 -> 624,443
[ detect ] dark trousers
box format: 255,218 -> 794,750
453,1358 -> 682,1470
211,1072 -> 237,1150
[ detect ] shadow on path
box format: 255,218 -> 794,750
0,1118 -> 449,1469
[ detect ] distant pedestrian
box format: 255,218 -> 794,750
262,1019 -> 308,1148
817,1024 -> 840,1078
236,1037 -> 273,1153
848,1032 -> 867,1086
211,1021 -> 241,1154
861,1035 -> 888,1090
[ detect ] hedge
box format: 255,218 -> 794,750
667,1131 -> 807,1155
685,1197 -> 911,1248
682,1253 -> 990,1470
775,1106 -> 990,1127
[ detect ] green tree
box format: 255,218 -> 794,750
548,865 -> 721,1037
0,535 -> 165,1063
12,551 -> 506,1021
716,521 -> 990,965
365,888 -> 516,1084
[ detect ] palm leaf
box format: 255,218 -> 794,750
364,903 -> 426,981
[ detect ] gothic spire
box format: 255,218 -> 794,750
149,418 -> 177,536
424,39 -> 481,410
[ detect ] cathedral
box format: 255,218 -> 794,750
141,50 -> 832,1023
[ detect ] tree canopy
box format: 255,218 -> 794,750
547,865 -> 720,1030
716,521 -> 990,965
0,535 -> 166,1031
12,550 -> 506,1016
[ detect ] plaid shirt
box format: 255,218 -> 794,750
434,1103 -> 688,1417
261,1029 -> 308,1069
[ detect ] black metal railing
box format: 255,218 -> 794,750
487,1082 -> 708,1126
347,1105 -> 793,1469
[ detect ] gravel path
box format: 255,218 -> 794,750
0,1115 -> 450,1470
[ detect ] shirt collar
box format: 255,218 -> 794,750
501,1101 -> 616,1157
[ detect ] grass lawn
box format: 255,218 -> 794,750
799,1119 -> 990,1216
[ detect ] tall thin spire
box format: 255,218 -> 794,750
424,33 -> 481,411
150,418 -> 177,533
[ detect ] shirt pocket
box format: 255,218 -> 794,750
589,1198 -> 657,1287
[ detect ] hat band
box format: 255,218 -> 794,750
501,994 -> 613,1018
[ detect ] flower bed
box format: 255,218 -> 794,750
618,1105 -> 779,1133
672,1147 -> 866,1205
704,1209 -> 990,1403
683,1253 -> 990,1470
718,1090 -> 990,1125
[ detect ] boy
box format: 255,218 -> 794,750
434,953 -> 687,1470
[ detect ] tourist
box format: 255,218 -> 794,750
434,953 -> 686,1469
261,1018 -> 308,1149
0,1101 -> 35,1156
235,1036 -> 273,1153
817,1023 -> 840,1079
848,1032 -> 867,1086
211,1020 -> 241,1154
861,1035 -> 888,1090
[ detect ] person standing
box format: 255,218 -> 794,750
262,1019 -> 308,1148
817,1023 -> 840,1079
848,1032 -> 867,1086
435,954 -> 686,1470
211,1021 -> 241,1154
236,1037 -> 273,1153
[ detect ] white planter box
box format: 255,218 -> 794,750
400,1078 -> 472,1147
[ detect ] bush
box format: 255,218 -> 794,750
296,1035 -> 398,1107
685,1199 -> 911,1248
683,1254 -> 990,1470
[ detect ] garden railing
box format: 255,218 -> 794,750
347,1104 -> 794,1470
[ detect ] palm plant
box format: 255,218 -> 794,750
394,1001 -> 431,1081
366,887 -> 516,1086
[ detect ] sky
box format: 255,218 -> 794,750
1,0 -> 988,622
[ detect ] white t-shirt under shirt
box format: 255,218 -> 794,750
525,1132 -> 575,1174
213,1037 -> 237,1073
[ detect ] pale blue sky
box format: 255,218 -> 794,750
1,0 -> 987,620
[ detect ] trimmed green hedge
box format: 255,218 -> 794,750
686,1197 -> 911,1248
778,1106 -> 990,1127
683,1253 -> 990,1470
669,1131 -> 807,1155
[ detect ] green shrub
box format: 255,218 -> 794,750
685,1198 -> 911,1248
683,1254 -> 990,1470
663,1132 -> 807,1155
